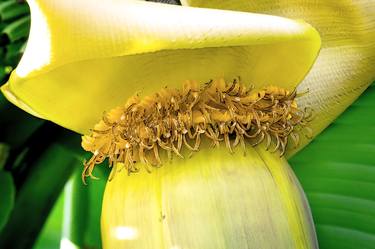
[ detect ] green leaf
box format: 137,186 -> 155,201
61,168 -> 89,248
33,191 -> 65,249
61,166 -> 109,249
0,171 -> 15,232
0,143 -> 77,249
30,159 -> 108,249
0,0 -> 29,22
1,15 -> 30,43
0,143 -> 10,170
290,83 -> 375,249
84,167 -> 108,249
4,40 -> 26,66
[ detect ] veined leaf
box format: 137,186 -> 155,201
290,83 -> 375,249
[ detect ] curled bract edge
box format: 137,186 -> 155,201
1,0 -> 320,147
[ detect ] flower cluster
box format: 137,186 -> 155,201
82,78 -> 312,183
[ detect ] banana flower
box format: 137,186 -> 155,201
1,0 -> 374,248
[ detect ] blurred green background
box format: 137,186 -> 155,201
0,0 -> 374,249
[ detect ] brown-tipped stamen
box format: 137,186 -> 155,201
81,78 -> 312,184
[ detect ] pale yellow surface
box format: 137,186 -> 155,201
101,144 -> 318,249
182,0 -> 375,156
1,0 -> 320,135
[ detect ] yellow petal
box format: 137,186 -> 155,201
101,144 -> 318,249
181,0 -> 375,156
1,0 -> 320,134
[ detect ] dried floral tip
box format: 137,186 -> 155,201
81,78 -> 312,184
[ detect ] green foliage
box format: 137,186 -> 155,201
0,0 -> 29,22
0,171 -> 14,231
0,143 -> 9,169
34,167 -> 108,249
291,83 -> 375,249
0,143 -> 78,249
28,158 -> 108,249
33,192 -> 65,249
0,0 -> 30,84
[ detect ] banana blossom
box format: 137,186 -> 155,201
1,0 -> 374,248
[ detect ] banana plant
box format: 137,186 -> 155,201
0,0 -> 374,248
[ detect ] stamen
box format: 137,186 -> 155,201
81,78 -> 312,183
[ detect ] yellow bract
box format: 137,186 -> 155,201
102,144 -> 318,249
182,0 -> 375,156
1,0 -> 320,136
